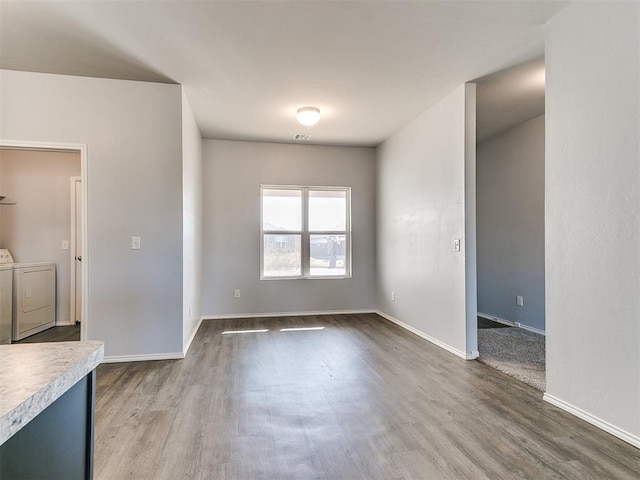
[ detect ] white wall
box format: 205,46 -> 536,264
201,139 -> 376,316
477,115 -> 545,331
376,84 -> 477,359
182,89 -> 203,349
0,70 -> 184,359
545,1 -> 640,445
464,84 -> 478,356
0,148 -> 81,325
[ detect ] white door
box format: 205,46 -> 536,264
71,177 -> 82,323
75,179 -> 82,322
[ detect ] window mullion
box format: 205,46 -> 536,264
307,231 -> 346,235
302,188 -> 310,277
346,190 -> 351,277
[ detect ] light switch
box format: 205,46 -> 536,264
62,240 -> 69,250
131,236 -> 141,250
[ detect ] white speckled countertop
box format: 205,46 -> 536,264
0,341 -> 104,446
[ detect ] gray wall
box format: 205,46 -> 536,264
201,139 -> 376,316
376,84 -> 477,358
0,148 -> 81,326
477,115 -> 545,331
181,89 -> 203,348
0,70 -> 184,359
545,2 -> 639,442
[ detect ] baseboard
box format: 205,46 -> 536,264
478,312 -> 546,336
183,316 -> 204,356
55,320 -> 76,326
515,322 -> 546,336
477,312 -> 515,327
543,393 -> 640,449
102,352 -> 184,364
103,318 -> 204,364
375,310 -> 476,360
202,309 -> 376,320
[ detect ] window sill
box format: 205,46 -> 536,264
260,275 -> 352,281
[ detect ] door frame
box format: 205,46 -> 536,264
0,140 -> 88,341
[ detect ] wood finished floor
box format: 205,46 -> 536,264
95,314 -> 640,480
14,324 -> 80,343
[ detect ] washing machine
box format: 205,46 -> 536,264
0,263 -> 12,345
0,249 -> 56,341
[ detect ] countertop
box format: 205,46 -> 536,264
0,341 -> 104,446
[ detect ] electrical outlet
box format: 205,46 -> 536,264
391,291 -> 396,301
234,289 -> 241,299
516,295 -> 524,307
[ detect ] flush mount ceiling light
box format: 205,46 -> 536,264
296,106 -> 320,126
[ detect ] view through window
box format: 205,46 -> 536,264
261,186 -> 350,279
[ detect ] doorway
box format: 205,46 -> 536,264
0,141 -> 88,343
472,57 -> 546,391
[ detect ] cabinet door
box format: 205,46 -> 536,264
0,372 -> 95,479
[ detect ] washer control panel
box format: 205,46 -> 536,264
0,249 -> 14,264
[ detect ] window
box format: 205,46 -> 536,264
261,186 -> 350,279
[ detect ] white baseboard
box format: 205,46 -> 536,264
478,312 -> 545,336
543,393 -> 640,449
477,312 -> 515,327
202,309 -> 376,320
55,320 -> 76,326
375,310 -> 476,360
183,316 -> 204,356
102,318 -> 204,363
102,352 -> 184,364
515,322 -> 546,336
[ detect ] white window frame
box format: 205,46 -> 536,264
260,185 -> 351,280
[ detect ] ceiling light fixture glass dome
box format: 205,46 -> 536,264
296,106 -> 321,126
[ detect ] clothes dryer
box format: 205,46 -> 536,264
12,261 -> 56,341
0,249 -> 56,341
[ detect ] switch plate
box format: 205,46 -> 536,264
62,240 -> 69,250
131,236 -> 141,250
234,289 -> 241,299
454,238 -> 461,252
516,295 -> 524,307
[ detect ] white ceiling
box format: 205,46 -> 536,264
0,1 -> 568,147
475,56 -> 546,143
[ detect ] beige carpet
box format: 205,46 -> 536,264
477,327 -> 545,391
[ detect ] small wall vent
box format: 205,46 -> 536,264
293,134 -> 312,141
